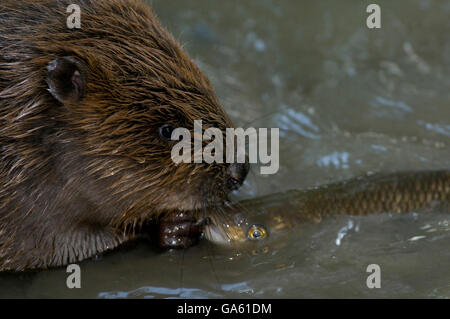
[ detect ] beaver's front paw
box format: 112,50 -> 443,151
156,212 -> 206,249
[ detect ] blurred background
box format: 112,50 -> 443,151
1,0 -> 449,298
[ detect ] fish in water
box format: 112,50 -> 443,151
203,170 -> 450,246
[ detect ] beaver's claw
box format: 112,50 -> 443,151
156,212 -> 206,249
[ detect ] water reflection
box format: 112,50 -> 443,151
98,286 -> 221,299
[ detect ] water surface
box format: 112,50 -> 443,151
1,0 -> 449,298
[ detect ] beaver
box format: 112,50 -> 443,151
0,0 -> 249,271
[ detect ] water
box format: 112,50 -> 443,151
1,0 -> 449,298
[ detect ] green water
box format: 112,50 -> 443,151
0,0 -> 449,298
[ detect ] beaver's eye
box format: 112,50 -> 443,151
247,224 -> 268,241
158,124 -> 175,141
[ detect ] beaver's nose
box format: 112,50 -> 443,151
227,161 -> 250,191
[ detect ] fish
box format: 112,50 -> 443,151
203,170 -> 450,246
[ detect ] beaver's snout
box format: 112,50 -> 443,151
227,162 -> 250,191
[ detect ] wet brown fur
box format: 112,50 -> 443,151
0,0 -> 234,271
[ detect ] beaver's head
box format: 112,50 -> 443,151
2,0 -> 248,229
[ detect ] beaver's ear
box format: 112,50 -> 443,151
46,57 -> 87,104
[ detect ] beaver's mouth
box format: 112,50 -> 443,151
153,181 -> 231,212
156,195 -> 202,211
154,190 -> 228,212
